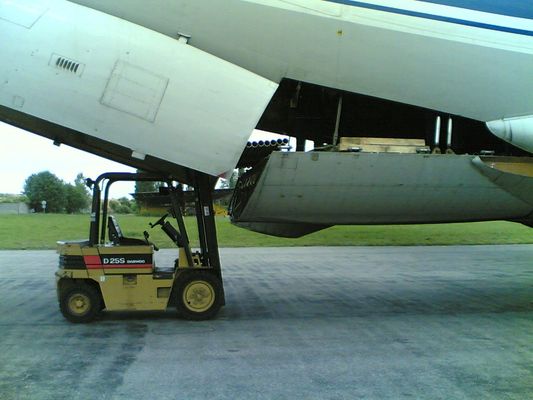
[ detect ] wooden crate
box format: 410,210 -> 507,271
339,137 -> 429,154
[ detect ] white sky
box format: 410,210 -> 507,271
0,121 -> 297,198
0,121 -> 137,198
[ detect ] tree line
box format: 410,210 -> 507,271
19,170 -> 240,214
21,171 -> 143,214
23,171 -> 92,213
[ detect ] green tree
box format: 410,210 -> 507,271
229,170 -> 240,189
0,194 -> 28,204
64,173 -> 91,214
134,170 -> 166,212
74,173 -> 89,189
135,180 -> 159,193
218,170 -> 239,190
23,171 -> 66,212
134,170 -> 164,194
109,197 -> 136,214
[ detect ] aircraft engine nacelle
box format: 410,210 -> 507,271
486,116 -> 533,154
0,0 -> 277,177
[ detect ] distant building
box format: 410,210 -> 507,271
132,192 -> 172,216
0,203 -> 29,214
133,189 -> 233,216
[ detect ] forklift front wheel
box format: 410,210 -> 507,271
59,283 -> 102,323
176,271 -> 223,320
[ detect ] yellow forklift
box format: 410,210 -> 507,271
56,172 -> 225,323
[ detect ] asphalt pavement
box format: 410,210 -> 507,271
0,245 -> 532,399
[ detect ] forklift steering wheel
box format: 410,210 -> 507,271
149,213 -> 168,229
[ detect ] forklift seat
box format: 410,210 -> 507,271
108,215 -> 146,246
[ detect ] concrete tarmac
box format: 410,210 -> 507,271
0,245 -> 532,399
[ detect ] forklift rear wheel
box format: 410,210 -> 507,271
176,271 -> 223,320
60,283 -> 102,323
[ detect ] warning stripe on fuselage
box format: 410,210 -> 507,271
326,0 -> 533,37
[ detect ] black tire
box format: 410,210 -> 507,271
59,283 -> 102,323
175,270 -> 223,321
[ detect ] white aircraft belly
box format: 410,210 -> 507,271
68,0 -> 533,122
0,0 -> 278,177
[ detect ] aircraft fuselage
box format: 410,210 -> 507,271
68,1 -> 533,124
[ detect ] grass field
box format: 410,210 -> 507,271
0,214 -> 531,250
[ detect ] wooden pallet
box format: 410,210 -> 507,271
339,137 -> 429,154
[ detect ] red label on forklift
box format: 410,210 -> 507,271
83,255 -> 102,265
84,254 -> 153,269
